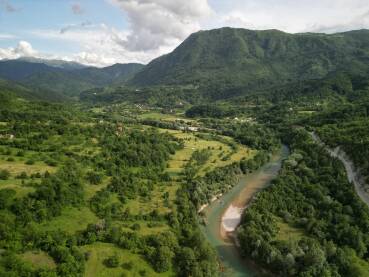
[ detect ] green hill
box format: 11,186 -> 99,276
130,28 -> 369,98
0,79 -> 67,102
0,60 -> 144,98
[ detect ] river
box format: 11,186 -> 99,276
201,145 -> 289,277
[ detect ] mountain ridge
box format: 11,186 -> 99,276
0,59 -> 144,98
129,28 -> 369,98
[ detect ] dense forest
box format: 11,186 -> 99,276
238,129 -> 369,276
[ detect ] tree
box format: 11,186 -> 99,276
152,246 -> 173,272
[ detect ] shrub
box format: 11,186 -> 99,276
104,254 -> 119,268
0,169 -> 10,180
86,171 -> 103,185
16,172 -> 28,179
46,159 -> 58,167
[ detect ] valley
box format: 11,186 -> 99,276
0,26 -> 369,277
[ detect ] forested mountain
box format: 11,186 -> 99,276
0,79 -> 67,102
130,28 -> 369,97
0,60 -> 144,97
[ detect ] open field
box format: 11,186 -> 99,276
20,251 -> 56,270
124,183 -> 178,215
38,206 -> 99,234
161,129 -> 255,177
137,112 -> 181,121
275,217 -> 305,242
0,158 -> 55,176
81,242 -> 175,277
114,220 -> 170,236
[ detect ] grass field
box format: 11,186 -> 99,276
20,251 -> 56,269
124,183 -> 178,215
0,179 -> 37,197
0,153 -> 56,198
38,206 -> 98,234
114,220 -> 170,236
275,217 -> 305,242
0,158 -> 55,176
161,129 -> 255,177
84,177 -> 111,200
81,242 -> 175,277
137,112 -> 180,121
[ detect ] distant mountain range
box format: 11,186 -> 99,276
0,59 -> 144,99
15,57 -> 88,70
2,27 -> 369,102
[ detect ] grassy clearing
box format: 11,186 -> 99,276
275,217 -> 305,242
0,154 -> 55,198
137,112 -> 180,121
39,206 -> 98,234
84,177 -> 111,200
115,221 -> 170,236
81,242 -> 175,277
298,111 -> 316,114
124,183 -> 178,215
161,129 -> 255,176
0,179 -> 36,197
20,251 -> 56,269
0,158 -> 55,176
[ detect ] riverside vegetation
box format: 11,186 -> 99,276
0,27 -> 369,276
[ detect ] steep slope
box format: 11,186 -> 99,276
130,28 -> 369,94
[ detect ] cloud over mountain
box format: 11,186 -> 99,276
111,0 -> 212,51
0,41 -> 37,60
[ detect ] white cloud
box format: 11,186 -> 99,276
0,40 -> 37,60
208,0 -> 369,33
110,0 -> 213,51
1,1 -> 214,67
29,24 -> 175,67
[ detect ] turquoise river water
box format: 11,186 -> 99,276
201,145 -> 289,277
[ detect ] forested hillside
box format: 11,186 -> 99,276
0,60 -> 144,98
130,28 -> 369,96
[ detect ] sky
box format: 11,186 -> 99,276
0,0 -> 369,67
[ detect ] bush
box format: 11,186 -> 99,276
104,254 -> 119,268
122,261 -> 133,270
131,223 -> 141,231
46,159 -> 58,167
0,169 -> 10,180
16,172 -> 27,179
86,171 -> 103,185
7,157 -> 14,162
25,159 -> 35,165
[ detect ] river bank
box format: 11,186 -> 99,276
310,132 -> 369,207
201,145 -> 289,276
